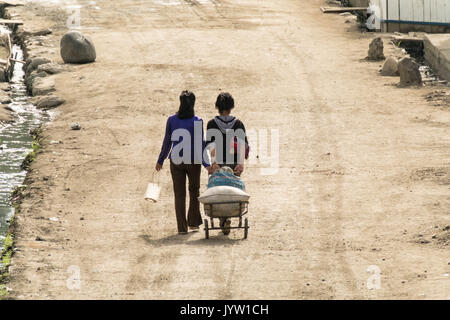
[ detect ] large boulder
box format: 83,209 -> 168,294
368,37 -> 385,61
60,31 -> 96,64
381,56 -> 399,76
398,57 -> 422,86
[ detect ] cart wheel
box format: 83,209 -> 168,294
204,219 -> 209,239
244,218 -> 249,239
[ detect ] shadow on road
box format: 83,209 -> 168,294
139,233 -> 245,247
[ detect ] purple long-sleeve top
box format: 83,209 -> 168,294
157,114 -> 210,168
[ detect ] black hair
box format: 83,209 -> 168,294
177,90 -> 196,119
215,92 -> 235,113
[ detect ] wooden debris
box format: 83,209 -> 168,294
321,7 -> 368,13
0,1 -> 25,7
6,33 -> 12,80
9,58 -> 25,64
0,19 -> 23,25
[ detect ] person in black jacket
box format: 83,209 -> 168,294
206,92 -> 250,235
206,92 -> 249,176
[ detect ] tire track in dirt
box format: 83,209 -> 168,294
179,1 -> 262,298
118,0 -> 216,295
182,0 -> 210,22
272,28 -> 361,298
185,0 -> 288,299
63,158 -> 112,191
207,0 -> 239,29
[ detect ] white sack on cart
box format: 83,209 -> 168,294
199,186 -> 250,217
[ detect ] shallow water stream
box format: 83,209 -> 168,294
0,36 -> 48,249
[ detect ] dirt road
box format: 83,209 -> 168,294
7,0 -> 450,299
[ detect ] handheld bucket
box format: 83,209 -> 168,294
145,172 -> 161,203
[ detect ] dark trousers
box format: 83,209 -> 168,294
170,161 -> 202,233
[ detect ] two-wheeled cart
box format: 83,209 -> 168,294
203,200 -> 249,239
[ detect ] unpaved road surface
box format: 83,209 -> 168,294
8,0 -> 450,299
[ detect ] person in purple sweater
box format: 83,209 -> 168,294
156,91 -> 213,234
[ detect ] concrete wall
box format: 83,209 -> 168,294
382,22 -> 450,33
424,34 -> 450,81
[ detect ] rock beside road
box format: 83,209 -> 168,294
398,57 -> 422,86
31,76 -> 56,96
0,106 -> 10,122
0,69 -> 8,82
71,122 -> 81,130
0,89 -> 11,122
19,27 -> 52,37
25,57 -> 51,75
34,95 -> 65,110
60,31 -> 96,64
381,56 -> 399,76
25,70 -> 47,90
1,96 -> 11,104
37,63 -> 66,75
368,37 -> 385,61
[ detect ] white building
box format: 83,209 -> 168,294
369,0 -> 450,32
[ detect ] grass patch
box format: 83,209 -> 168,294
21,138 -> 40,170
21,126 -> 43,170
0,233 -> 14,299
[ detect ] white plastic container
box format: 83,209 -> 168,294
145,183 -> 160,202
145,172 -> 161,202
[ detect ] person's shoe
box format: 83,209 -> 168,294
219,218 -> 226,232
222,219 -> 231,236
178,231 -> 188,235
190,226 -> 200,232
